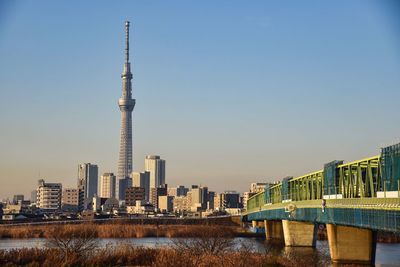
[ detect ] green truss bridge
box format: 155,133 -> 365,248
242,143 -> 400,265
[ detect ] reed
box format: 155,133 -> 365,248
0,223 -> 240,239
0,246 -> 299,267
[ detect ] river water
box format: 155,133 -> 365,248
0,238 -> 399,266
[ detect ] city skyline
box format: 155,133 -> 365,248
1,1 -> 400,199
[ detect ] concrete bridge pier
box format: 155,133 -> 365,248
327,224 -> 376,265
252,220 -> 264,228
282,220 -> 317,247
264,220 -> 284,240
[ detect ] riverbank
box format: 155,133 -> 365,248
1,222 -> 399,242
0,223 -> 306,266
0,224 -> 252,239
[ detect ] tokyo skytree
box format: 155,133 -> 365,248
117,21 -> 135,200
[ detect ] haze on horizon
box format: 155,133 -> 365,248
0,0 -> 399,199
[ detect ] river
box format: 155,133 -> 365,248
0,238 -> 399,266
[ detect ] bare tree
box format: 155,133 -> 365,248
172,225 -> 235,266
45,225 -> 98,264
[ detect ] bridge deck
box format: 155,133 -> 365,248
243,197 -> 400,232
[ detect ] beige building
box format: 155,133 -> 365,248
190,188 -> 201,205
250,182 -> 268,193
214,193 -> 223,210
159,195 -> 173,212
3,204 -> 22,214
173,196 -> 189,212
168,187 -> 178,197
62,188 -> 79,211
100,173 -> 116,199
62,188 -> 79,205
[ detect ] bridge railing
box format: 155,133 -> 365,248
247,191 -> 265,211
246,143 -> 400,211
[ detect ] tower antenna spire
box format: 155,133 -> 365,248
125,21 -> 130,63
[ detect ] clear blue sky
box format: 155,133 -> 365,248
0,0 -> 399,199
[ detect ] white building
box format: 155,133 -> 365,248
37,179 -> 62,211
145,155 -> 165,188
100,173 -> 116,199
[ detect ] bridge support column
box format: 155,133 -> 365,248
282,220 -> 317,247
252,221 -> 264,228
327,224 -> 376,265
264,220 -> 284,240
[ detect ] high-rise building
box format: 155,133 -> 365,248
117,21 -> 136,200
37,179 -> 62,211
132,171 -> 150,201
145,155 -> 166,188
100,173 -> 116,199
77,163 -> 98,201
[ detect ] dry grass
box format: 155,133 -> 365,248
0,246 -> 299,267
0,223 -> 240,239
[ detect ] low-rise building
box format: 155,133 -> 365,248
92,196 -> 108,212
214,191 -> 241,210
132,171 -> 150,201
158,195 -> 173,212
2,204 -> 23,214
125,187 -> 145,206
150,186 -> 167,209
222,191 -> 240,208
173,196 -> 189,212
